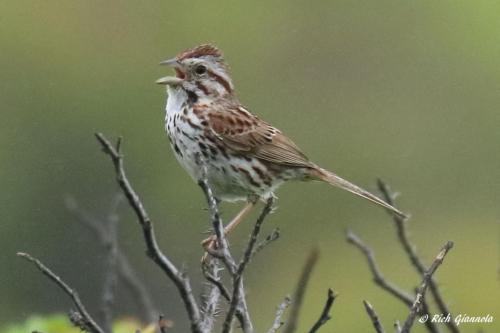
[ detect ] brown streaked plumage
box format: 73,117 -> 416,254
157,44 -> 406,246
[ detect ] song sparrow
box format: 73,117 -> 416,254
157,44 -> 406,244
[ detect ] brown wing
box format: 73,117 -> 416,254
207,105 -> 313,168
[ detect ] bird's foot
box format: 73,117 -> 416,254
200,235 -> 218,263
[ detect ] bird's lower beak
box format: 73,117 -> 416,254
157,58 -> 185,85
156,76 -> 184,85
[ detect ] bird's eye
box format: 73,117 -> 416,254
194,65 -> 207,75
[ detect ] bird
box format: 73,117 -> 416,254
156,44 -> 406,247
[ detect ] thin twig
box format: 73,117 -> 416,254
117,254 -> 158,323
378,180 -> 459,333
267,296 -> 291,333
400,241 -> 454,333
66,195 -> 157,322
346,230 -> 414,305
100,216 -> 118,333
95,133 -> 202,333
254,228 -> 281,256
99,196 -> 122,332
363,300 -> 385,333
65,194 -> 123,328
17,252 -> 105,333
283,248 -> 320,333
238,198 -> 275,274
346,230 -> 440,333
223,198 -> 274,333
308,288 -> 336,333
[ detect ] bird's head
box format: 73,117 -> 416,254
157,44 -> 234,99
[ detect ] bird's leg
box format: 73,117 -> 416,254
201,200 -> 256,251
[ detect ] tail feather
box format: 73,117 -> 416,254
312,167 -> 407,219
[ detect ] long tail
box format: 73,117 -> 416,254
311,167 -> 407,219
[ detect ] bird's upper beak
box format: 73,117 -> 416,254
156,58 -> 185,86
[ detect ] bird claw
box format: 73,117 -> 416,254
200,235 -> 218,263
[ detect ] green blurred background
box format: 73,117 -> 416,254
1,1 -> 499,332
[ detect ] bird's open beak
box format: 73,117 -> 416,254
156,76 -> 183,85
156,58 -> 184,86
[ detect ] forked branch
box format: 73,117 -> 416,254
17,252 -> 105,333
95,133 -> 202,333
378,180 -> 459,333
400,241 -> 454,333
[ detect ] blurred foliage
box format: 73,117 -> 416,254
1,1 -> 499,332
0,315 -> 155,333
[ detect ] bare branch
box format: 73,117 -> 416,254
201,258 -> 248,331
400,241 -> 454,333
283,248 -> 319,333
117,254 -> 158,323
346,230 -> 414,305
202,261 -> 231,302
66,195 -> 158,322
199,259 -> 223,332
267,296 -> 291,333
100,212 -> 118,333
308,288 -> 336,333
254,228 -> 280,256
198,178 -> 237,274
378,180 -> 459,333
17,252 -> 105,333
222,198 -> 274,333
363,300 -> 385,333
238,197 -> 275,275
346,230 -> 440,333
95,133 -> 202,333
198,178 -> 254,333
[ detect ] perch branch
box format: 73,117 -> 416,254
283,248 -> 320,333
198,179 -> 237,274
267,296 -> 291,333
17,252 -> 105,333
222,197 -> 275,332
363,300 -> 385,333
400,241 -> 454,333
200,259 -> 223,332
378,180 -> 459,333
199,178 -> 254,333
202,262 -> 231,302
308,288 -> 336,333
95,133 -> 202,333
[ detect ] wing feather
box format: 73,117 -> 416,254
207,105 -> 313,168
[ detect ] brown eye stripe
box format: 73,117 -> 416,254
207,69 -> 232,94
196,81 -> 209,95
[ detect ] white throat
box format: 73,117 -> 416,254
165,86 -> 188,120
